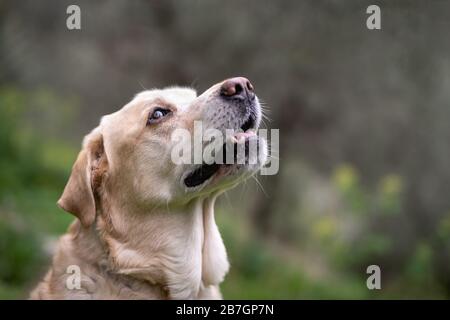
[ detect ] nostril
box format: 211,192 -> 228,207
234,83 -> 243,95
246,80 -> 254,91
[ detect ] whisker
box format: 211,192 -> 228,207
165,199 -> 171,215
261,113 -> 273,122
252,175 -> 269,198
138,80 -> 148,91
224,190 -> 234,211
190,78 -> 200,91
260,118 -> 269,129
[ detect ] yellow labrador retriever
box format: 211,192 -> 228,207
31,77 -> 267,299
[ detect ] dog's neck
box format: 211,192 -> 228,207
75,194 -> 229,299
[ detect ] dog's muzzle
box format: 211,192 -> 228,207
183,77 -> 264,189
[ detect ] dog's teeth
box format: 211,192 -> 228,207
233,132 -> 247,143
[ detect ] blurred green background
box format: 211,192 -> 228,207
0,0 -> 449,299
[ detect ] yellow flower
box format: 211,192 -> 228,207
379,174 -> 402,197
332,164 -> 358,192
313,217 -> 337,240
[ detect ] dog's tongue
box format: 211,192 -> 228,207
231,130 -> 256,143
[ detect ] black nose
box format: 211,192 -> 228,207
220,77 -> 255,100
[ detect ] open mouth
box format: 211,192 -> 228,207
184,163 -> 221,188
240,115 -> 255,132
183,114 -> 257,188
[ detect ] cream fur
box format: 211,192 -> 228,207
31,79 -> 266,299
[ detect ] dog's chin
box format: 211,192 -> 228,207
182,93 -> 266,194
183,133 -> 267,193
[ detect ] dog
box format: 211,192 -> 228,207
31,77 -> 267,299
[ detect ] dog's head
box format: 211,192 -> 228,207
58,77 -> 267,226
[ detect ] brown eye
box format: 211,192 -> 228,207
147,108 -> 171,124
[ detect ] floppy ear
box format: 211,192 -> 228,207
57,131 -> 107,227
202,195 -> 229,285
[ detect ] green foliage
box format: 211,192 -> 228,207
0,87 -> 77,298
218,211 -> 370,299
328,163 -> 446,298
0,87 -> 76,194
333,164 -> 368,213
0,215 -> 45,286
